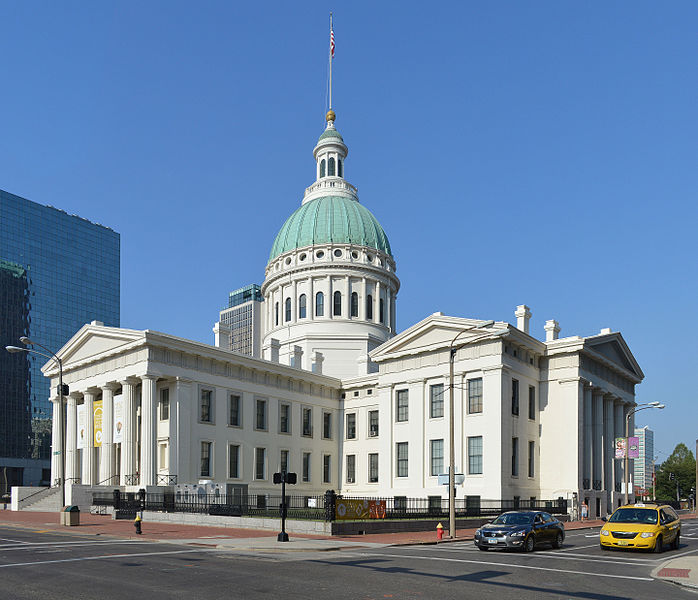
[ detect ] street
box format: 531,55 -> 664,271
0,520 -> 696,599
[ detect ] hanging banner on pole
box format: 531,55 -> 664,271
93,400 -> 103,447
615,437 -> 627,459
77,404 -> 86,450
113,394 -> 124,443
628,437 -> 640,459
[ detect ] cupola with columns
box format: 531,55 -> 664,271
262,110 -> 400,379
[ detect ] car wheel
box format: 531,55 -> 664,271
600,543 -> 609,551
654,535 -> 663,553
524,534 -> 535,552
552,532 -> 563,549
672,533 -> 680,550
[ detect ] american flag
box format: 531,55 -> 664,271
330,28 -> 335,58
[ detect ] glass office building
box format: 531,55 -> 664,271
217,284 -> 263,358
0,189 -> 119,492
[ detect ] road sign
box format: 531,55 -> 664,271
437,474 -> 464,485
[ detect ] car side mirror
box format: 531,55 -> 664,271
601,516 -> 607,522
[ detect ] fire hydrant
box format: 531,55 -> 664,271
436,522 -> 444,541
134,514 -> 142,535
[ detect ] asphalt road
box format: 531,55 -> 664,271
0,520 -> 696,600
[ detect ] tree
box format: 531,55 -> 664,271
655,443 -> 696,501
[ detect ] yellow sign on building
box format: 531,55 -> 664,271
93,400 -> 103,447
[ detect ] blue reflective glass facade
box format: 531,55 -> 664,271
0,189 -> 119,487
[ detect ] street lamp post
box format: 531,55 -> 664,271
447,321 -> 505,539
6,338 -> 65,508
624,402 -> 664,505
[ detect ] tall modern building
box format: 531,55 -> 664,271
634,425 -> 655,495
0,189 -> 119,492
214,284 -> 263,358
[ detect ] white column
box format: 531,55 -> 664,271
82,389 -> 97,486
291,280 -> 298,323
360,277 -> 367,320
309,277 -> 315,319
173,378 -> 192,484
65,395 -> 79,482
390,293 -> 396,332
583,386 -> 592,487
386,288 -> 392,331
592,390 -> 604,492
140,375 -> 157,487
328,276 -> 333,319
603,396 -> 614,510
120,378 -> 138,485
50,396 -> 63,487
375,280 -> 382,324
345,276 -> 350,317
100,383 -> 117,485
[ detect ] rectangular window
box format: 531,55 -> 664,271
159,388 -> 169,421
429,384 -> 444,418
323,412 -> 332,439
302,452 -> 311,482
200,389 -> 213,423
280,449 -> 289,473
279,402 -> 290,433
229,393 -> 241,427
255,447 -> 266,480
467,378 -> 483,414
528,385 -> 536,420
323,455 -> 331,483
159,443 -> 168,469
512,437 -> 519,477
512,379 -> 520,416
430,439 -> 444,477
346,455 -> 356,483
346,413 -> 356,439
255,398 -> 267,430
302,407 -> 312,437
396,442 -> 408,477
369,453 -> 379,483
200,441 -> 212,477
468,436 -> 483,475
528,441 -> 535,478
368,410 -> 379,437
229,444 -> 240,478
396,389 -> 409,422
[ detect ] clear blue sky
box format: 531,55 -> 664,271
1,1 -> 696,460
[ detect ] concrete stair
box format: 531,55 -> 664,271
21,487 -> 63,512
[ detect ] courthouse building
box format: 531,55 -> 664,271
42,110 -> 644,519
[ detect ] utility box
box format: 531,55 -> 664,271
61,505 -> 80,526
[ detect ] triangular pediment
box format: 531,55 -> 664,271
585,333 -> 644,381
371,313 -> 508,362
42,324 -> 146,373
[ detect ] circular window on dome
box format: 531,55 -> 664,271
334,249 -> 343,258
316,250 -> 324,259
285,257 -> 292,265
366,254 -> 373,262
351,251 -> 358,259
299,253 -> 307,262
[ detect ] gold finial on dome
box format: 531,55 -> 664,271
326,109 -> 336,123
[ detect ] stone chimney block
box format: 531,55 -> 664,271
311,351 -> 324,374
515,305 -> 532,334
290,345 -> 303,369
600,327 -> 612,335
213,322 -> 231,349
544,319 -> 560,342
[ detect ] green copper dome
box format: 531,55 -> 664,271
269,195 -> 392,261
318,128 -> 344,142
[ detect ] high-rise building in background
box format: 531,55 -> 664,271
214,284 -> 263,358
0,189 -> 119,492
634,425 -> 655,495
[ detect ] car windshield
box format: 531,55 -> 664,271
608,508 -> 658,524
492,513 -> 533,525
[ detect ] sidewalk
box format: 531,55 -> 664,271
0,509 -> 605,550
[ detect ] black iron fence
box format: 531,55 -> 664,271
93,490 -> 567,522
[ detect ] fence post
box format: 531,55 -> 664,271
324,490 -> 336,522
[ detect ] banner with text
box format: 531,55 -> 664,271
615,437 -> 627,459
628,436 -> 640,459
77,404 -> 85,450
113,394 -> 124,443
335,499 -> 386,520
93,399 -> 103,447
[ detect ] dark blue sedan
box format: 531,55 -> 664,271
474,511 -> 565,552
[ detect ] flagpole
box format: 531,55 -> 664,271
329,12 -> 333,111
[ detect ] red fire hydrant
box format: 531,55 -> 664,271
436,522 -> 444,541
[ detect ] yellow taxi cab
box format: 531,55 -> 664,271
599,503 -> 681,552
